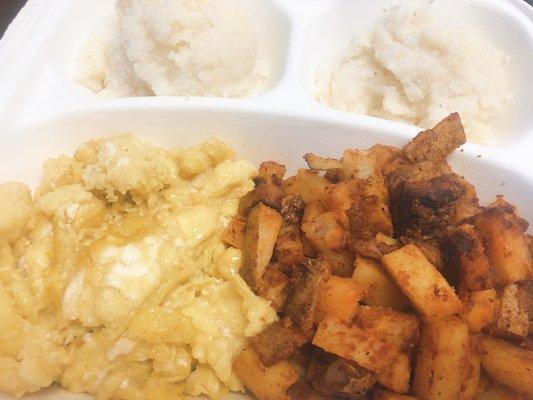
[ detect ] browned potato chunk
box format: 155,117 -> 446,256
307,350 -> 376,398
341,144 -> 398,181
238,182 -> 283,214
250,319 -> 309,367
285,258 -> 331,332
472,202 -> 532,286
461,289 -> 499,333
282,169 -> 329,204
221,215 -> 246,249
274,224 -> 305,266
491,284 -> 529,339
259,161 -> 286,186
400,237 -> 445,272
241,204 -> 283,291
373,389 -> 419,400
317,276 -> 366,322
233,348 -> 300,400
304,153 -> 343,171
313,307 -> 419,372
479,335 -> 533,396
281,195 -> 305,225
445,224 -> 494,291
302,211 -> 346,251
475,385 -> 524,400
381,245 -> 462,323
258,263 -> 290,312
376,352 -> 411,394
319,250 -> 354,277
321,179 -> 359,227
403,112 -> 466,163
413,317 -> 471,400
347,194 -> 393,238
352,257 -> 410,311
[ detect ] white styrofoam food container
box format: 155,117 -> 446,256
0,0 -> 532,399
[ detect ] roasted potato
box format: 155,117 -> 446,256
302,211 -> 347,251
381,244 -> 462,322
373,389 -> 418,400
275,224 -> 305,266
352,257 -> 410,311
445,224 -> 494,292
221,215 -> 246,249
241,204 -> 283,291
313,307 -> 419,372
347,194 -> 393,238
491,284 -> 528,339
233,348 -> 300,400
472,201 -> 532,286
461,289 -> 499,333
282,169 -> 329,204
316,275 -> 366,322
319,249 -> 354,277
258,161 -> 287,186
376,352 -> 411,394
479,335 -> 533,396
304,153 -> 343,171
413,317 -> 472,400
281,195 -> 305,225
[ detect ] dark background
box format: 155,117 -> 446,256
1,0 -> 533,36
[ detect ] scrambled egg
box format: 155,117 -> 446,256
0,135 -> 277,399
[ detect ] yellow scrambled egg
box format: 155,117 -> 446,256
0,135 -> 277,399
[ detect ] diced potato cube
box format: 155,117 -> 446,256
413,317 -> 470,400
347,194 -> 393,237
258,161 -> 286,186
376,352 -> 411,394
445,224 -> 494,291
352,257 -> 410,310
473,203 -> 532,285
302,211 -> 346,251
233,348 -> 300,400
313,307 -> 419,372
274,224 -> 304,266
492,284 -> 528,339
221,215 -> 246,249
317,276 -> 366,322
303,153 -> 343,171
373,389 -> 418,400
479,335 -> 533,396
461,289 -> 499,333
475,385 -> 524,400
282,169 -> 329,204
319,250 -> 354,277
241,204 -> 283,291
381,245 -> 462,322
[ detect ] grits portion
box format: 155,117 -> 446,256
0,135 -> 277,399
315,0 -> 510,145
